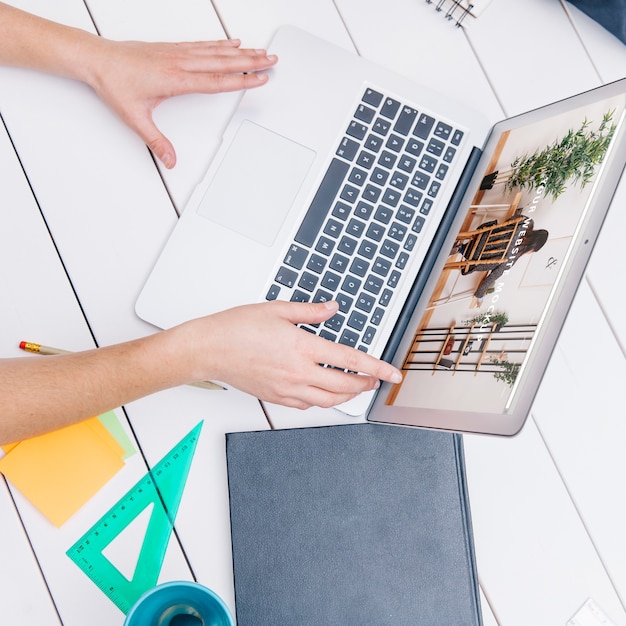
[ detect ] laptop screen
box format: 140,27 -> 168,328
370,79 -> 626,435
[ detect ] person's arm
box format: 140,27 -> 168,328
0,301 -> 403,444
0,2 -> 277,168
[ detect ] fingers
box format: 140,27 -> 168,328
131,111 -> 177,168
170,50 -> 278,95
278,300 -> 403,384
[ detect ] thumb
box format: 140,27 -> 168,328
133,112 -> 177,169
283,300 -> 339,326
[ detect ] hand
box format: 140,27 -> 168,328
82,37 -> 278,168
183,300 -> 403,410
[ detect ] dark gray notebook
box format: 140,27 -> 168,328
226,423 -> 482,626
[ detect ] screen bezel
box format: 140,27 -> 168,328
368,78 -> 626,436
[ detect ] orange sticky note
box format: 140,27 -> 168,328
0,418 -> 125,527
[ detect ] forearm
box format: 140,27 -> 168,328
0,325 -> 201,444
0,2 -> 98,84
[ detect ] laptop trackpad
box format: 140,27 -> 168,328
196,120 -> 316,247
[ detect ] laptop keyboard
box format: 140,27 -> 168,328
265,87 -> 464,354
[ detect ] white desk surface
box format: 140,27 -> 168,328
0,0 -> 625,624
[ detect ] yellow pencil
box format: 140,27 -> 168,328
19,341 -> 226,391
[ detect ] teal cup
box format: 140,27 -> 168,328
124,581 -> 234,626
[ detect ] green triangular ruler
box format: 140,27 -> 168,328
66,422 -> 203,614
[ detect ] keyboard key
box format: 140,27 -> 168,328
364,275 -> 384,295
336,293 -> 353,313
348,167 -> 368,186
378,150 -> 397,169
371,167 -> 389,186
324,313 -> 345,332
443,146 -> 456,163
338,236 -> 358,255
313,289 -> 333,303
307,253 -> 327,273
320,329 -> 337,341
283,244 -> 308,269
389,173 -> 409,191
340,184 -> 359,203
355,104 -> 376,123
266,284 -> 281,301
298,271 -> 319,292
362,326 -> 376,345
362,88 -> 383,107
419,155 -> 437,173
404,234 -> 417,251
428,181 -> 441,198
414,114 -> 435,139
348,311 -> 367,331
354,201 -> 374,220
387,270 -> 401,288
365,222 -> 385,242
412,215 -> 426,233
385,134 -> 404,152
451,129 -> 464,145
356,150 -> 376,169
420,198 -> 434,215
364,134 -> 383,153
380,239 -> 399,259
291,289 -> 310,302
434,122 -> 452,140
341,275 -> 362,295
389,222 -> 407,241
275,266 -> 298,288
356,292 -> 376,313
347,121 -> 367,140
371,307 -> 385,325
295,158 -> 349,247
379,288 -> 393,307
380,97 -> 401,119
426,138 -> 445,157
363,184 -> 382,203
405,139 -> 424,156
323,218 -> 343,238
336,137 -> 359,161
329,253 -> 349,273
404,188 -> 422,207
374,205 -> 393,224
436,164 -> 449,180
339,329 -> 359,348
372,256 -> 392,277
332,201 -> 351,220
394,106 -> 418,135
412,171 -> 430,190
315,236 -> 335,256
321,271 -> 341,291
382,188 -> 401,207
349,257 -> 369,277
358,240 -> 377,259
396,206 -> 415,224
347,218 -> 366,238
398,155 -> 417,173
373,117 -> 391,136
396,252 -> 409,269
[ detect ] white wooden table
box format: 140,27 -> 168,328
0,1 -> 625,624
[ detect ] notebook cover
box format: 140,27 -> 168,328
226,423 -> 482,625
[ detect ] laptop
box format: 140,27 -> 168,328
136,25 -> 626,435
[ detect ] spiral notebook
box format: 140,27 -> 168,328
425,0 -> 494,27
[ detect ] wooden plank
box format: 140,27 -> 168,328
562,0 -> 626,83
334,0 -> 504,123
464,418 -> 626,625
467,0 -> 601,116
533,280 -> 626,609
84,0 -> 243,212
